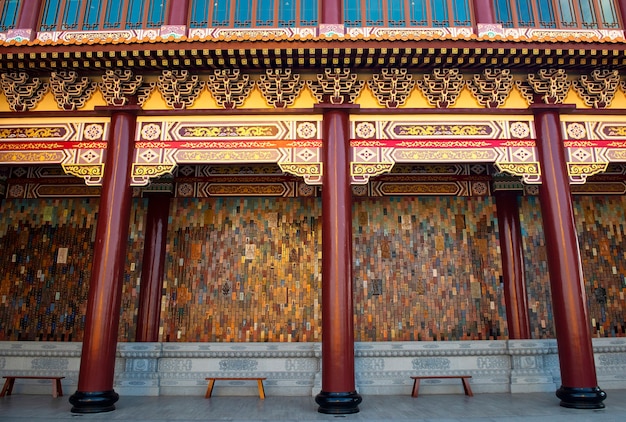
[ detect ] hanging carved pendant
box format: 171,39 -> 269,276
206,69 -> 254,109
257,69 -> 305,108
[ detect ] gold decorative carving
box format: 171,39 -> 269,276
351,162 -> 395,178
50,71 -> 97,111
279,163 -> 322,177
0,151 -> 65,162
415,68 -> 465,108
368,68 -> 416,108
307,68 -> 364,104
568,162 -> 608,179
466,69 -> 513,108
257,69 -> 305,108
61,163 -> 104,179
516,69 -> 571,105
99,69 -> 154,106
496,162 -> 541,178
572,69 -> 620,108
156,70 -> 205,109
206,69 -> 254,109
0,72 -> 49,111
394,149 -> 495,161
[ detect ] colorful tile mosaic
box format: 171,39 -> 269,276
1,194 -> 625,343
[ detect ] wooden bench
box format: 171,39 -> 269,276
410,375 -> 473,398
1,376 -> 65,398
204,377 -> 266,399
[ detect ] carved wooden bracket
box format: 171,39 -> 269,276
572,69 -> 620,109
0,72 -> 49,111
368,68 -> 416,108
206,69 -> 254,109
257,69 -> 305,108
50,71 -> 97,111
307,68 -> 364,104
156,69 -> 205,109
467,69 -> 514,108
416,68 -> 465,108
99,69 -> 154,106
516,68 -> 571,105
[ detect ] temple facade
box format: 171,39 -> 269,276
1,0 -> 626,415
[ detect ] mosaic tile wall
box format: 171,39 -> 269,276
352,196 -> 507,341
520,195 -> 626,339
1,195 -> 625,342
0,198 -> 146,342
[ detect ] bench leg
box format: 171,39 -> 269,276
205,379 -> 216,398
53,378 -> 63,398
411,378 -> 421,398
461,378 -> 473,397
0,378 -> 15,397
256,379 -> 265,399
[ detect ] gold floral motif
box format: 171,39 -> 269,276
368,68 -> 416,108
50,71 -> 97,111
572,69 -> 620,109
0,72 -> 49,111
0,151 -> 65,162
467,69 -> 514,108
206,69 -> 254,109
351,163 -> 394,176
180,125 -> 278,139
395,140 -> 492,148
206,184 -> 286,196
307,68 -> 364,105
393,124 -> 491,137
156,70 -> 205,110
176,150 -> 277,162
179,141 -> 278,149
278,163 -> 322,176
0,127 -> 66,139
61,164 -> 104,178
416,68 -> 465,108
258,69 -> 305,108
567,162 -> 608,176
496,162 -> 541,176
395,149 -> 495,161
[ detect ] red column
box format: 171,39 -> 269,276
166,0 -> 190,25
494,190 -> 531,339
314,107 -> 361,414
320,0 -> 343,24
69,111 -> 137,413
16,0 -> 44,29
472,0 -> 496,24
532,106 -> 606,409
617,0 -> 626,29
135,193 -> 171,342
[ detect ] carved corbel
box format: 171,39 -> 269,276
415,68 -> 465,108
156,69 -> 205,109
515,68 -> 571,105
368,68 -> 415,108
0,72 -> 49,111
50,71 -> 97,111
466,69 -> 513,108
307,68 -> 364,104
206,69 -> 254,109
257,69 -> 305,108
572,69 -> 620,108
99,69 -> 155,106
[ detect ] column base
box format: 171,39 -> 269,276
556,386 -> 607,409
315,390 -> 362,414
69,390 -> 119,413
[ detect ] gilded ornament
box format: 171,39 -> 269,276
307,68 -> 364,104
295,122 -> 318,139
565,123 -> 587,140
355,122 -> 376,139
508,122 -> 531,139
156,69 -> 205,109
99,69 -> 155,106
517,69 -> 571,105
257,69 -> 305,108
368,68 -> 416,108
466,69 -> 513,108
206,69 -> 254,109
0,72 -> 49,112
83,124 -> 105,141
50,71 -> 97,111
572,69 -> 620,109
415,68 -> 465,108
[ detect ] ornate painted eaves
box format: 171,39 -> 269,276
368,68 -> 416,108
206,69 -> 255,109
99,69 -> 154,107
466,69 -> 514,108
415,68 -> 465,108
50,71 -> 97,111
516,68 -> 571,105
156,69 -> 205,109
572,69 -> 620,109
307,68 -> 364,105
0,72 -> 49,111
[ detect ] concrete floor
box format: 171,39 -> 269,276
1,391 -> 625,422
